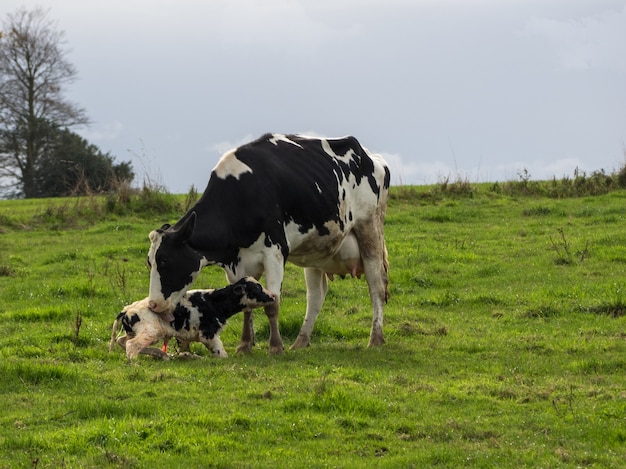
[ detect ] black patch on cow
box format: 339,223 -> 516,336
235,135 -> 340,238
172,304 -> 192,332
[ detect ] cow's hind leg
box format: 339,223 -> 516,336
291,267 -> 328,349
353,222 -> 387,347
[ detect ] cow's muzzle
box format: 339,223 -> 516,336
148,300 -> 167,313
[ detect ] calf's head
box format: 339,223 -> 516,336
230,276 -> 277,308
147,212 -> 206,313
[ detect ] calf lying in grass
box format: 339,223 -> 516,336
109,277 -> 276,360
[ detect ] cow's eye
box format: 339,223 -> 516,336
146,256 -> 152,268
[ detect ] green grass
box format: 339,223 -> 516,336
1,187 -> 626,467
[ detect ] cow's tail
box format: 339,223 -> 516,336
109,312 -> 125,352
382,240 -> 390,303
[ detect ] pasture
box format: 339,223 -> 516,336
0,185 -> 625,468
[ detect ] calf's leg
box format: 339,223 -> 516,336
177,338 -> 192,353
138,347 -> 170,360
109,316 -> 123,351
202,335 -> 228,357
125,335 -> 168,360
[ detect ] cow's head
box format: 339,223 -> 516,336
147,212 -> 207,312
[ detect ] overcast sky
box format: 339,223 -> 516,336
2,0 -> 625,193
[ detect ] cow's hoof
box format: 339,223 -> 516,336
236,342 -> 254,354
269,344 -> 285,355
290,333 -> 311,350
368,334 -> 385,347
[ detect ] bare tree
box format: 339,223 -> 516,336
0,7 -> 88,198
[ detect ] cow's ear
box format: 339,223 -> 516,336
173,212 -> 196,242
150,223 -> 171,242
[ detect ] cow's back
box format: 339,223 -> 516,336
185,134 -> 389,262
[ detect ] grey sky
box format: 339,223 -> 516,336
2,0 -> 625,193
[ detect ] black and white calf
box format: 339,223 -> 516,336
147,133 -> 390,354
109,277 -> 275,360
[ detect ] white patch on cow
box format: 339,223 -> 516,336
259,242 -> 287,302
222,234 -> 284,303
315,182 -> 322,194
223,233 -> 269,283
320,231 -> 364,280
321,137 -> 356,164
321,139 -> 337,158
269,133 -> 303,148
286,222 -> 347,269
147,230 -> 165,308
214,149 -> 253,180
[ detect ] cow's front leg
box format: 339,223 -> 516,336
236,309 -> 255,354
264,301 -> 284,355
291,267 -> 327,349
263,254 -> 285,355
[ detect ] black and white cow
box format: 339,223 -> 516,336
147,133 -> 390,354
109,277 -> 276,360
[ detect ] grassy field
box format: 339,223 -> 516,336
0,185 -> 625,468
